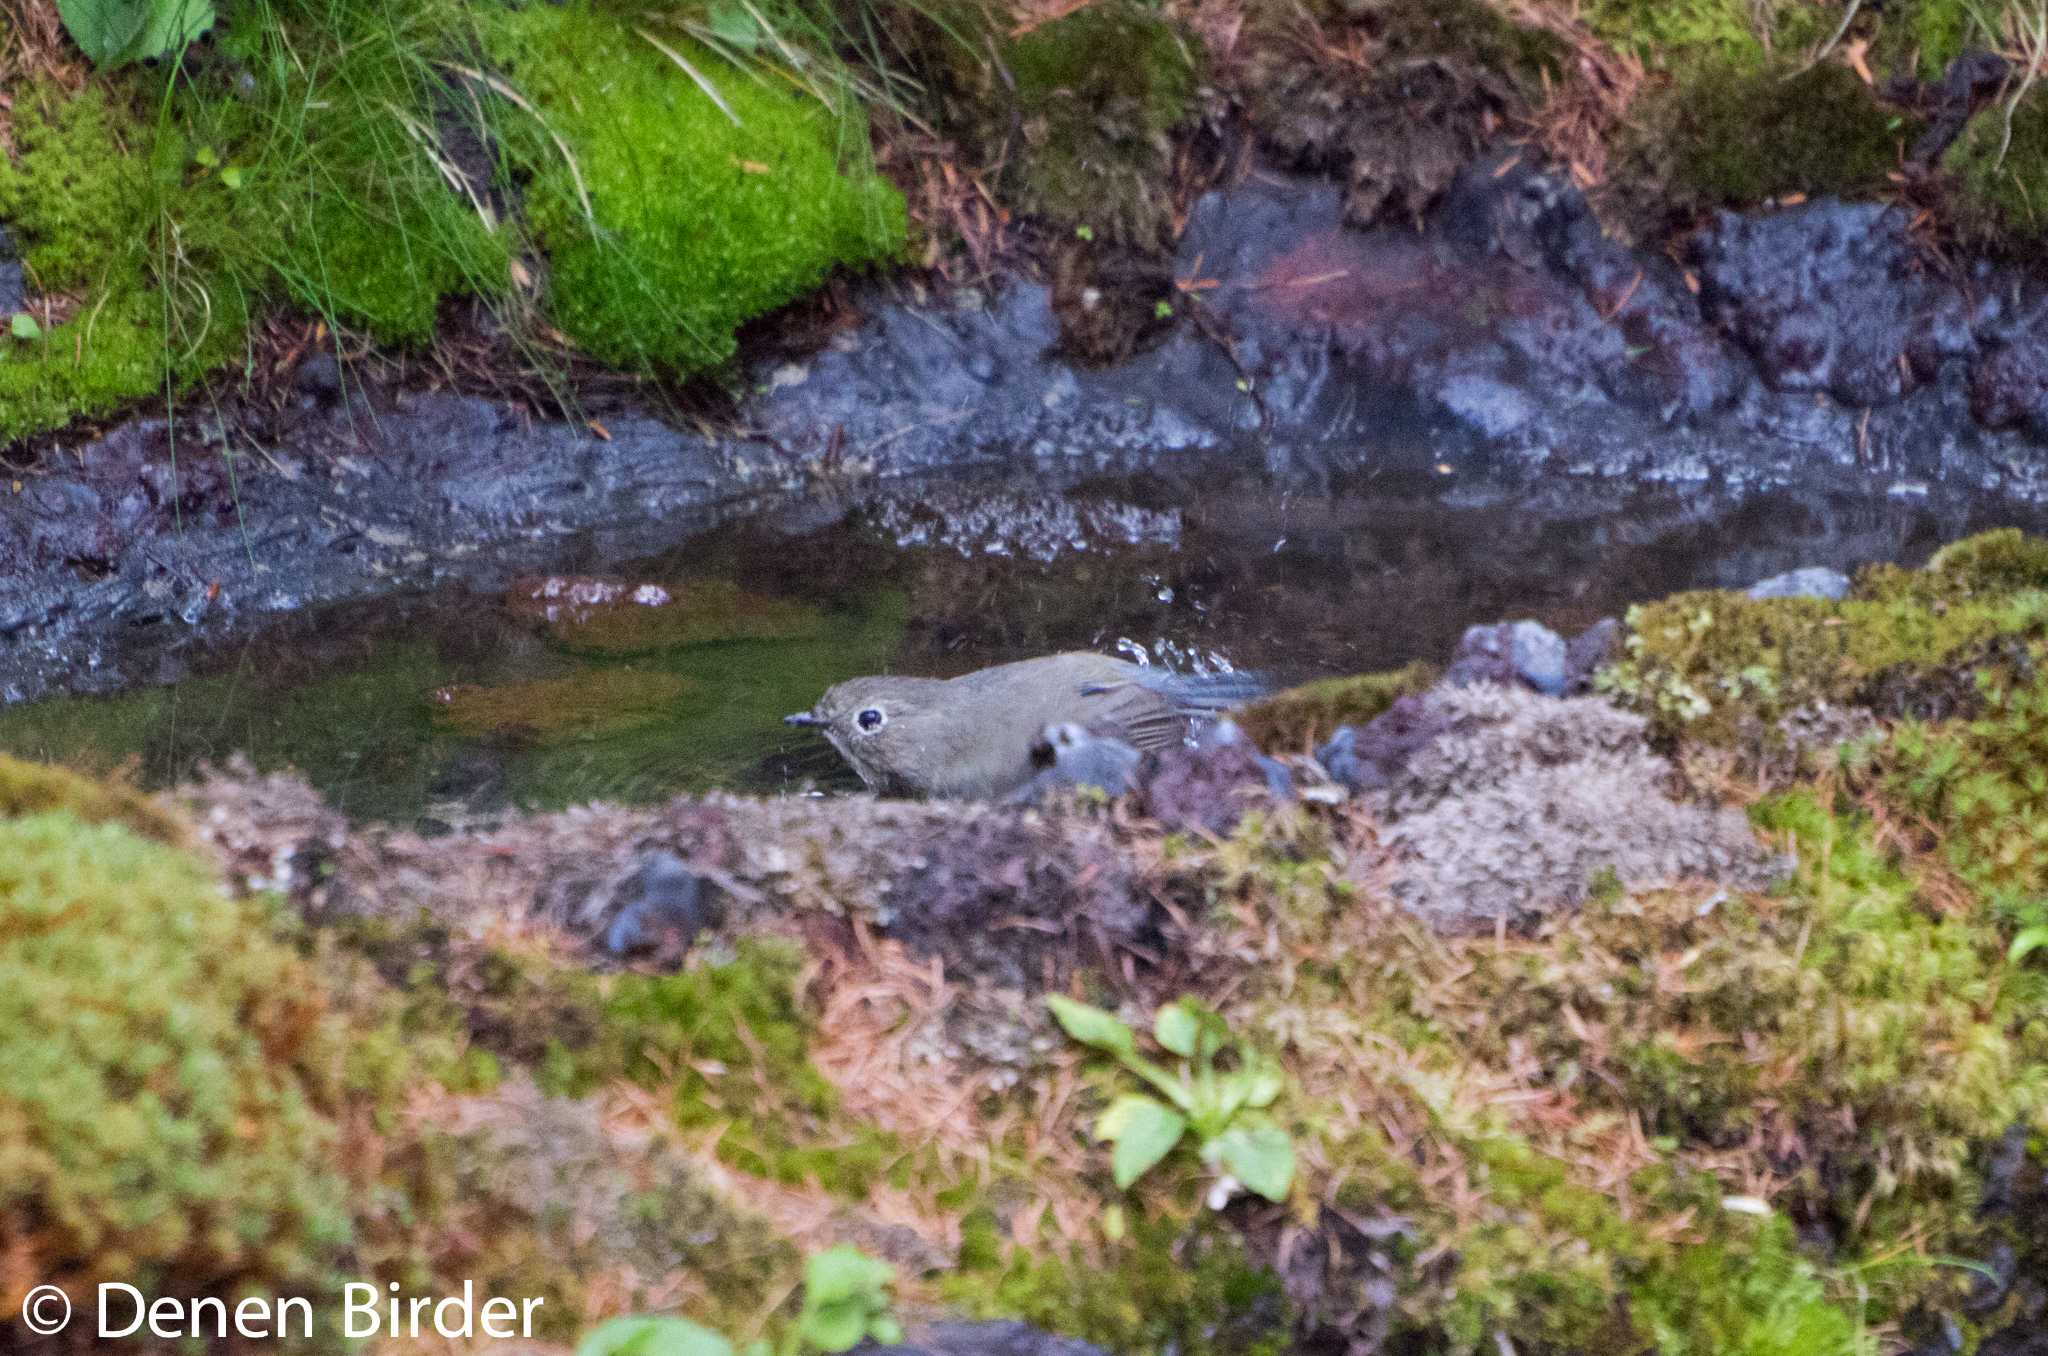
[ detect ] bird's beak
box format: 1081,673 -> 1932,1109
783,711 -> 819,727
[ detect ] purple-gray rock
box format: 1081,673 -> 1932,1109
1747,566 -> 1852,601
1563,618 -> 1623,693
1139,719 -> 1291,835
1444,619 -> 1569,696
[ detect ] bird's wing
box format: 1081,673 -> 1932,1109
1078,681 -> 1186,753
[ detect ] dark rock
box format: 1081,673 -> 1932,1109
1691,200 -> 1964,408
0,225 -> 26,316
1138,719 -> 1290,835
1444,619 -> 1568,695
860,1322 -> 1111,1356
1973,337 -> 2048,440
1747,566 -> 1852,601
600,851 -> 717,958
1315,693 -> 1457,794
1006,722 -> 1142,803
1563,618 -> 1623,694
295,351 -> 344,400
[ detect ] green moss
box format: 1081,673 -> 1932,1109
0,85 -> 246,441
1233,661 -> 1436,751
0,811 -> 370,1305
0,752 -> 187,843
1600,530 -> 2048,744
1582,0 -> 1825,65
945,1216 -> 1289,1356
1632,61 -> 1918,211
1946,92 -> 2048,245
1632,1217 -> 1872,1356
985,1 -> 1197,249
1868,669 -> 2048,958
487,2 -> 905,374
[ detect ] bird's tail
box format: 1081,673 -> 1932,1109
1082,666 -> 1271,715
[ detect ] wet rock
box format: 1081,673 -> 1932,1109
294,351 -> 344,401
1316,694 -> 1459,795
1139,719 -> 1291,835
0,225 -> 26,316
861,1322 -> 1111,1356
597,851 -> 718,958
1359,685 -> 1783,931
1747,565 -> 1852,601
1006,723 -> 1143,803
1443,620 -> 1568,696
1691,200 -> 1972,408
1563,618 -> 1623,694
1972,335 -> 2048,441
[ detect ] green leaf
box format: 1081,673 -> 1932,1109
804,1245 -> 894,1305
1098,1093 -> 1186,1188
1211,1123 -> 1295,1202
871,1318 -> 904,1346
706,0 -> 761,50
576,1317 -> 736,1356
10,314 -> 42,341
1154,1001 -> 1199,1057
2011,925 -> 2048,964
194,144 -> 219,168
1239,1061 -> 1284,1109
1046,994 -> 1136,1055
57,0 -> 214,68
801,1302 -> 870,1354
219,165 -> 244,190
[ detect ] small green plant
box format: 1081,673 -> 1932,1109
795,1245 -> 902,1350
1046,994 -> 1295,1204
575,1246 -> 899,1356
58,0 -> 215,67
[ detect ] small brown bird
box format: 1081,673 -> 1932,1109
785,652 -> 1263,799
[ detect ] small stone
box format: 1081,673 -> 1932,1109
1138,719 -> 1291,835
601,851 -> 716,957
1746,566 -> 1851,601
1563,618 -> 1623,693
295,351 -> 344,400
1444,620 -> 1569,696
1316,693 -> 1458,794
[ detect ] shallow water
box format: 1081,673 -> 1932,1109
4,451 -> 2045,825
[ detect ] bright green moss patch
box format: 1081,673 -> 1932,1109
1633,1217 -> 1872,1356
0,811 -> 365,1301
0,85 -> 245,441
1581,0 -> 1828,67
488,2 -> 905,374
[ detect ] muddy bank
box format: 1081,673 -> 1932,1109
5,161 -> 2048,703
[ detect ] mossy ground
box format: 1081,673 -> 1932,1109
0,0 -> 906,441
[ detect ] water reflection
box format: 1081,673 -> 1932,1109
2,459 -> 2042,823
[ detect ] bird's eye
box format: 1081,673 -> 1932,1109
856,707 -> 886,732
